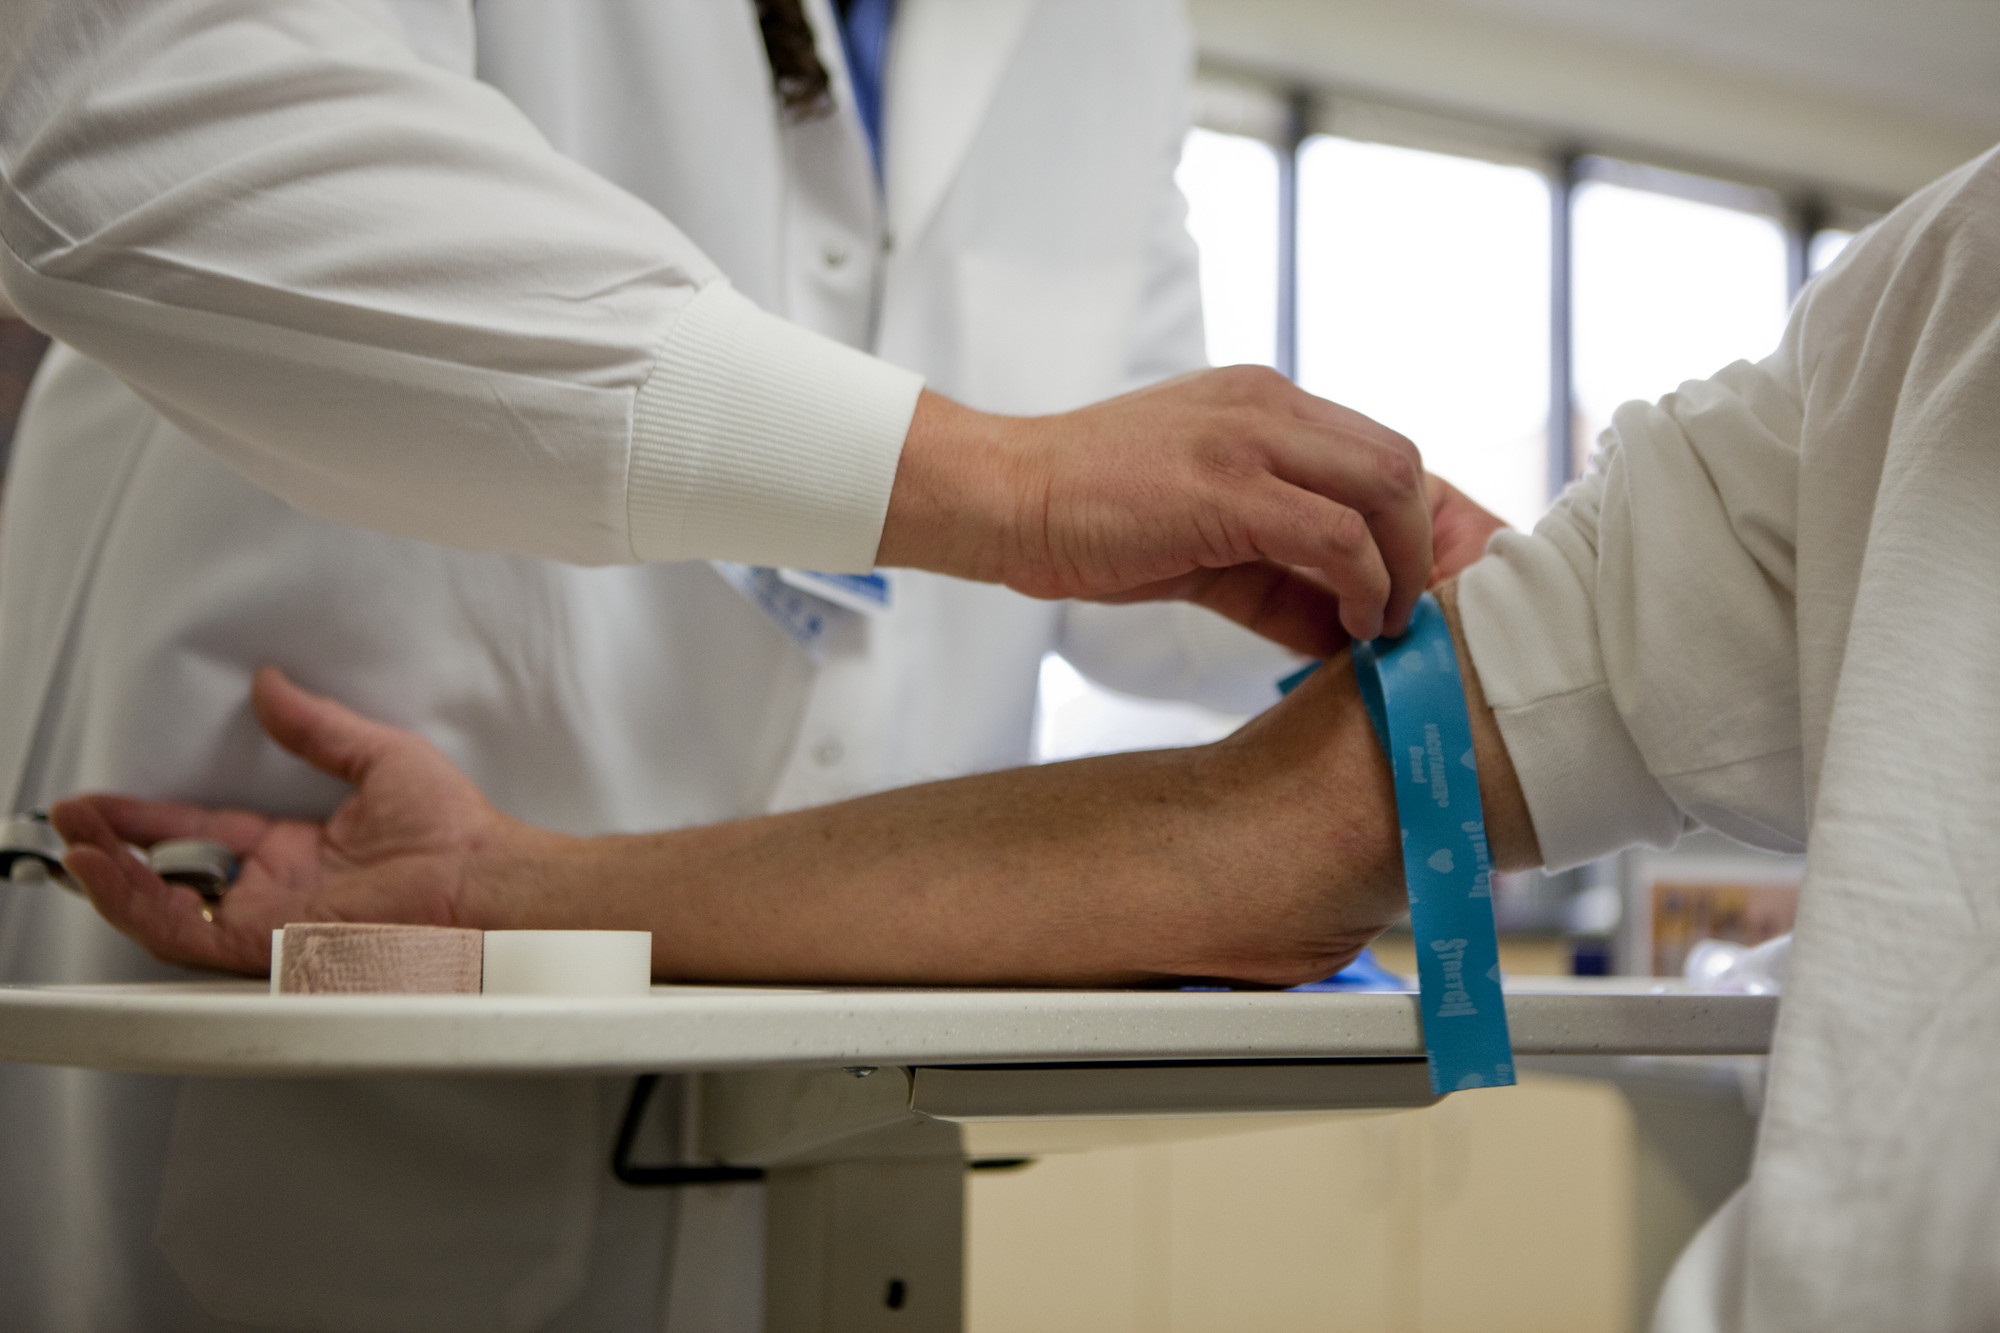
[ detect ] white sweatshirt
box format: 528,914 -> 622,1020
1460,147 -> 2000,1329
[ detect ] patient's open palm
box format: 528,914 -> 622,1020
51,669 -> 504,976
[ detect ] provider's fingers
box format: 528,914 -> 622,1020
1104,563 -> 1349,659
1267,419 -> 1430,638
1241,480 -> 1393,643
252,667 -> 405,788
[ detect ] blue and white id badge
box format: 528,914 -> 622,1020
1281,592 -> 1515,1095
711,564 -> 892,661
778,569 -> 892,616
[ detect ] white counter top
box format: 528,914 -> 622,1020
0,978 -> 1774,1077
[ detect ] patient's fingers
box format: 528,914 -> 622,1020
1425,473 -> 1509,583
252,667 -> 406,788
50,795 -> 140,867
51,793 -> 270,857
66,845 -> 227,971
59,804 -> 253,973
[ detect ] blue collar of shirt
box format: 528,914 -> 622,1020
835,0 -> 895,175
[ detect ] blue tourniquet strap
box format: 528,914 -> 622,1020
1283,593 -> 1515,1094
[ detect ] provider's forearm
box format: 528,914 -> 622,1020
475,582 -> 1538,985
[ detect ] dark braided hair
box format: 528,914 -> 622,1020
754,0 -> 836,122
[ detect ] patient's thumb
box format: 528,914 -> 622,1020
251,667 -> 401,787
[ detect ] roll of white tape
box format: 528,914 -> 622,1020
480,931 -> 652,996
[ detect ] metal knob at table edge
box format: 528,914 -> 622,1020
0,811 -> 71,890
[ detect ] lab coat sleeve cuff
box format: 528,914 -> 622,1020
1457,535 -> 1689,870
626,283 -> 924,571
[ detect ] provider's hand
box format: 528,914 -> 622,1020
879,369 -> 1432,654
1086,471 -> 1508,656
51,669 -> 528,974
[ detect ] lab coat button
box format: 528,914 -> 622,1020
821,243 -> 849,270
813,738 -> 845,767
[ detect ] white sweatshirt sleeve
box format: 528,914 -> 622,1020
1457,328 -> 1811,868
0,0 -> 921,572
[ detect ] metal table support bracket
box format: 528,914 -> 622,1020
693,1060 -> 1442,1332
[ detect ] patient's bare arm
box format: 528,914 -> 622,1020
53,584 -> 1537,987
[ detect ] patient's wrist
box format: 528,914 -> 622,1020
457,819 -> 587,932
1185,584 -> 1538,985
1189,656 -> 1410,984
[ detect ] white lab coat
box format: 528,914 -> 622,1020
0,3 -> 1289,1329
1460,148 -> 2000,1328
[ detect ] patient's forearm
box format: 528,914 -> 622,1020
57,582 -> 1541,985
480,667 -> 1402,985
470,582 -> 1539,986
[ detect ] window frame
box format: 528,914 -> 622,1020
1188,69 -> 1889,504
